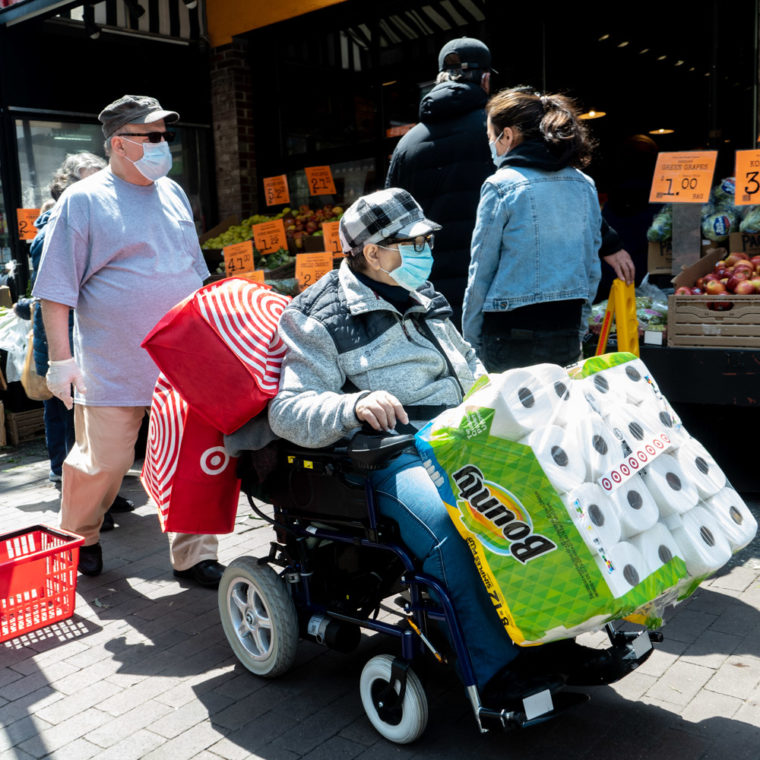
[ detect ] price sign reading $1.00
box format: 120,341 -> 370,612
253,218 -> 288,255
223,240 -> 255,276
262,175 -> 290,207
17,208 -> 40,241
649,151 -> 717,204
734,150 -> 760,206
321,220 -> 343,259
295,252 -> 333,291
304,166 -> 337,196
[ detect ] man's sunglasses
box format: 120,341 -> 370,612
117,130 -> 176,144
386,234 -> 435,253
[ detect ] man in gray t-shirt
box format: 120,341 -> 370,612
33,94 -> 224,588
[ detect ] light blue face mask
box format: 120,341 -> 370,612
489,134 -> 507,167
122,137 -> 172,181
379,242 -> 434,291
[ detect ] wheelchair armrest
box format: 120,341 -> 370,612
347,428 -> 417,470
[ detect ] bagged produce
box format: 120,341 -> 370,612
739,204 -> 760,233
142,373 -> 241,534
701,208 -> 738,242
415,352 -> 756,645
646,205 -> 672,242
142,276 -> 290,434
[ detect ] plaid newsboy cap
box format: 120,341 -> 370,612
338,188 -> 441,255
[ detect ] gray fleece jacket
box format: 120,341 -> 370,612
268,259 -> 484,448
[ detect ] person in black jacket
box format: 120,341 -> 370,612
386,40 -> 635,329
386,37 -> 495,328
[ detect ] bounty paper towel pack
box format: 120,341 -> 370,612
415,351 -> 756,645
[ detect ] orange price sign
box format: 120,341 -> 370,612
295,252 -> 333,291
649,151 -> 717,204
17,208 -> 40,241
223,240 -> 255,276
304,166 -> 337,196
322,220 -> 343,259
242,270 -> 266,284
253,218 -> 288,255
734,150 -> 760,205
263,175 -> 290,206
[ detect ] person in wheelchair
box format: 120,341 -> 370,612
267,187 -> 643,706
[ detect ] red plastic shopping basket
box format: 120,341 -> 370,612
0,525 -> 85,643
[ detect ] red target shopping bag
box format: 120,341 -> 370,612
141,374 -> 241,534
141,277 -> 290,434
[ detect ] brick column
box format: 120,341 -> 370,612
209,38 -> 257,220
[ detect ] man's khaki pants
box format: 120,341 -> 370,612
60,405 -> 218,571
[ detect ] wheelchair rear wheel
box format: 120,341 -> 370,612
218,556 -> 299,678
360,654 -> 428,744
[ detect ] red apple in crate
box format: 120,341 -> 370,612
749,277 -> 760,292
734,261 -> 754,273
750,255 -> 760,267
727,272 -> 750,292
705,280 -> 727,295
675,286 -> 692,295
703,273 -> 719,284
734,280 -> 756,295
725,252 -> 750,266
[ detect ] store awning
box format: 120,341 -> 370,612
206,0 -> 348,47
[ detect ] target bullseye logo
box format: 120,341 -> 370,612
200,446 -> 230,475
601,477 -> 612,491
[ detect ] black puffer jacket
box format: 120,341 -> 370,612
386,81 -> 493,328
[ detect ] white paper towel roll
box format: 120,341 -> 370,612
562,482 -> 622,552
704,487 -> 758,552
578,372 -> 617,417
603,359 -> 658,406
594,540 -> 648,598
673,437 -> 726,499
640,453 -> 699,517
529,364 -> 578,427
608,475 -> 660,537
522,424 -> 586,494
569,413 -> 626,481
670,505 -> 732,577
481,367 -> 559,441
630,522 -> 684,576
604,403 -> 656,452
633,393 -> 686,448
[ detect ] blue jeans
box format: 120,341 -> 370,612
43,397 -> 75,476
369,451 -> 519,687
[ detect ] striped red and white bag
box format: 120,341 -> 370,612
142,373 -> 241,534
141,277 -> 291,434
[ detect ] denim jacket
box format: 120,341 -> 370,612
462,144 -> 601,350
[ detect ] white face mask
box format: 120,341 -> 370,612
121,137 -> 172,181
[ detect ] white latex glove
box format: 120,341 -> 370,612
46,358 -> 86,410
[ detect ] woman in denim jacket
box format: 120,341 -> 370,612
462,88 -> 602,371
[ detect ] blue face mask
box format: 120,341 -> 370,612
380,242 -> 433,291
122,137 -> 172,181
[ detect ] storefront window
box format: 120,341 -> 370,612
0,173 -> 11,265
13,118 -> 211,232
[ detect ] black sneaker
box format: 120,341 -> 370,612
481,667 -> 565,711
109,495 -> 135,513
78,543 -> 103,576
545,639 -> 654,687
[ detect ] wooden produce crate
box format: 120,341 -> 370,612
5,408 -> 45,447
667,294 -> 760,348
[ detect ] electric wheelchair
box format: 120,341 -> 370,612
217,427 -> 661,744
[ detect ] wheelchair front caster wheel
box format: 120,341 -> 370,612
360,654 -> 428,744
218,556 -> 298,678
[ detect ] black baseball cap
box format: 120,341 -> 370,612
437,37 -> 496,74
98,95 -> 179,139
